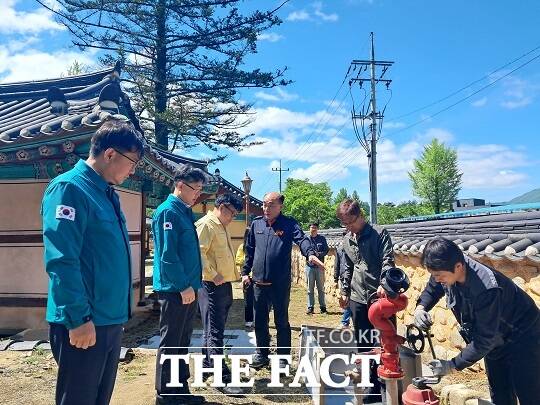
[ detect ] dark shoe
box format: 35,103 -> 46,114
251,353 -> 270,369
363,394 -> 382,404
320,307 -> 327,314
362,386 -> 382,404
306,307 -> 314,315
183,394 -> 206,404
156,394 -> 206,405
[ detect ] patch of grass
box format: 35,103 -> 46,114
22,347 -> 47,366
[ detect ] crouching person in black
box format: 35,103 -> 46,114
414,237 -> 540,405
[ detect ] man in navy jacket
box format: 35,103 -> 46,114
242,192 -> 317,369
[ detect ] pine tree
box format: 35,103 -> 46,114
41,0 -> 290,155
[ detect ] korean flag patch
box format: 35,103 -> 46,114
56,205 -> 76,221
163,221 -> 173,230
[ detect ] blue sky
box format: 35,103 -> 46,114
2,1 -> 540,203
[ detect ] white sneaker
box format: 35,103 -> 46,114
222,385 -> 244,395
245,321 -> 253,328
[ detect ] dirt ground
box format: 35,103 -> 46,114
0,280 -> 490,404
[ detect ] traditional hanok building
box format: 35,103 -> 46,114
0,65 -> 262,332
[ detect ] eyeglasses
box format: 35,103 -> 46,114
113,148 -> 140,168
183,182 -> 204,194
340,215 -> 359,227
222,204 -> 238,217
262,202 -> 280,209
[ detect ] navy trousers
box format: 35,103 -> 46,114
49,322 -> 123,405
484,317 -> 540,405
253,282 -> 291,356
244,282 -> 254,323
349,299 -> 383,395
198,281 -> 233,375
155,291 -> 197,399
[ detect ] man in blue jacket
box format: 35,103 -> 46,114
242,192 -> 317,369
153,164 -> 207,405
42,119 -> 144,405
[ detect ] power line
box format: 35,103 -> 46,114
271,159 -> 289,193
384,51 -> 540,139
283,69 -> 354,168
388,43 -> 540,121
284,38 -> 372,170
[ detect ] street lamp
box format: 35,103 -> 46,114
241,172 -> 253,226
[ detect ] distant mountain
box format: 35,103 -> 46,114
509,188 -> 540,204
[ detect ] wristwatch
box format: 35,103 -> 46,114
82,314 -> 93,324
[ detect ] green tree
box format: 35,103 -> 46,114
42,0 -> 290,155
282,179 -> 340,229
334,188 -> 349,205
62,60 -> 90,77
377,201 -> 434,225
408,139 -> 462,214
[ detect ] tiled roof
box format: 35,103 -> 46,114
319,209 -> 540,263
217,176 -> 263,207
0,64 -> 129,146
0,65 -> 209,187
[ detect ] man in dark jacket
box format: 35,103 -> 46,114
336,199 -> 395,402
242,192 -> 317,369
414,237 -> 540,405
305,222 -> 329,314
333,244 -> 352,328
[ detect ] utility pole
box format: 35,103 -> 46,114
272,159 -> 289,193
349,32 -> 393,224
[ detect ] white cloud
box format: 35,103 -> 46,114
287,10 -> 310,21
417,127 -> 455,143
255,88 -> 299,103
382,121 -> 406,130
471,97 -> 487,107
0,47 -> 97,83
0,0 -> 64,34
313,2 -> 339,22
500,76 -> 536,109
258,32 -> 284,42
292,162 -> 350,181
487,73 -> 539,110
236,106 -> 348,137
286,3 -> 338,23
237,103 -> 530,193
458,144 -> 529,188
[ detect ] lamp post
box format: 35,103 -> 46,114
241,172 -> 253,226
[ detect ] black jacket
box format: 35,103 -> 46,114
333,245 -> 345,283
417,256 -> 540,370
242,213 -> 314,284
305,234 -> 329,267
340,224 -> 395,304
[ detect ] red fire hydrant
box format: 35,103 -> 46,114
367,291 -> 408,378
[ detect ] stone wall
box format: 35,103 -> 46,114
291,245 -> 540,371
